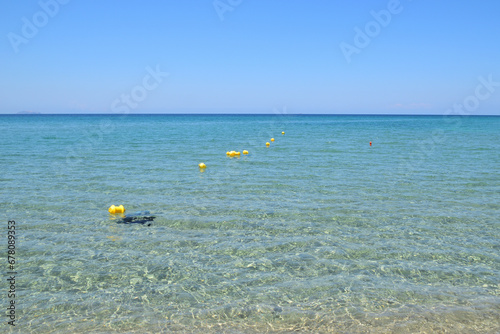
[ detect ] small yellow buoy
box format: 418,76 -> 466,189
235,151 -> 241,156
109,205 -> 125,214
243,150 -> 249,154
271,138 -> 275,142
266,142 -> 270,147
226,151 -> 230,155
199,163 -> 206,168
229,151 -> 236,157
282,131 -> 285,135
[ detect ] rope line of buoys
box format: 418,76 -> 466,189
198,130 -> 285,167
108,130 -> 287,217
267,134 -> 281,147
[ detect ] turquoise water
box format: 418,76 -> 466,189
1,114 -> 499,333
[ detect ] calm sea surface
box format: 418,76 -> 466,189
1,114 -> 499,333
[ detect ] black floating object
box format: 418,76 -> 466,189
117,215 -> 156,226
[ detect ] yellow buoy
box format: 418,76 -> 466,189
271,138 -> 275,142
199,163 -> 206,168
226,151 -> 230,155
243,150 -> 249,154
266,142 -> 270,147
109,205 -> 125,214
235,151 -> 241,156
229,151 -> 236,157
282,131 -> 285,135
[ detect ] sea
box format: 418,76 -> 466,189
1,114 -> 499,333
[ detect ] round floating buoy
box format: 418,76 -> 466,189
266,142 -> 270,147
282,131 -> 285,135
369,141 -> 372,146
229,151 -> 236,157
235,151 -> 241,156
109,205 -> 125,214
226,151 -> 230,155
271,138 -> 275,142
199,163 -> 206,168
243,150 -> 249,155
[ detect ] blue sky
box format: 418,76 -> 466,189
1,0 -> 499,114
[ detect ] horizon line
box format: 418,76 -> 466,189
3,113 -> 499,117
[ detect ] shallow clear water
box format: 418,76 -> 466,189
1,114 -> 499,333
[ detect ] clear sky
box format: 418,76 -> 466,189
1,0 -> 499,114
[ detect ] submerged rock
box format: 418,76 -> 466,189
116,215 -> 155,226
